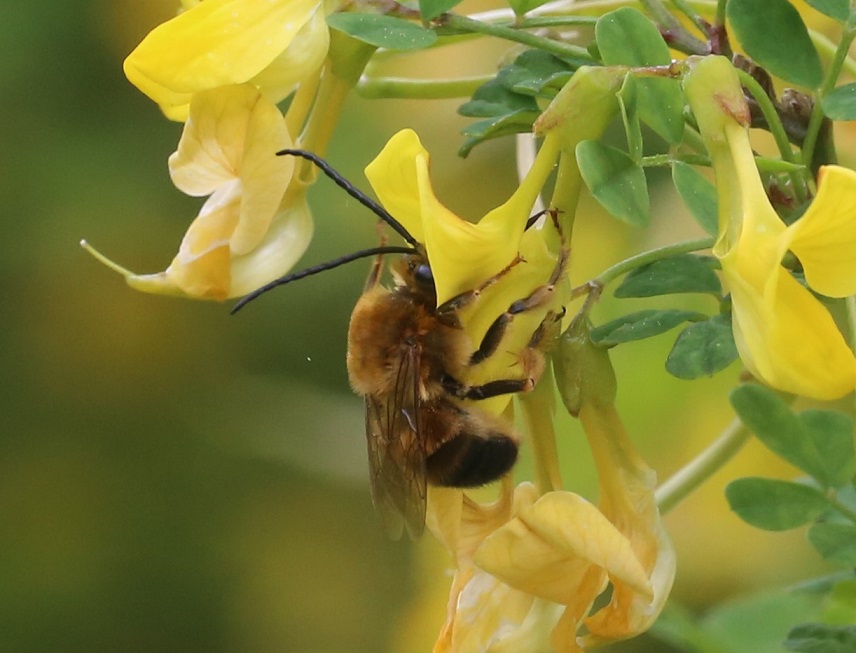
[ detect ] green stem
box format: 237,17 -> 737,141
638,0 -> 708,53
734,70 -> 798,165
735,69 -> 807,202
669,0 -> 708,35
356,74 -> 492,99
655,416 -> 751,514
714,0 -> 726,26
441,13 -> 595,62
594,237 -> 715,286
801,24 -> 856,168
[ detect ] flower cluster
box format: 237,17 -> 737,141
86,0 -> 358,300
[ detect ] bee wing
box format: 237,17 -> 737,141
365,344 -> 427,539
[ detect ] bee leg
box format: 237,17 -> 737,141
435,254 -> 525,324
363,228 -> 387,290
442,374 -> 534,400
469,241 -> 569,365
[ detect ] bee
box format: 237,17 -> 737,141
233,149 -> 567,539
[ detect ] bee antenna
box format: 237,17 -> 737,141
230,245 -> 416,314
278,149 -> 420,248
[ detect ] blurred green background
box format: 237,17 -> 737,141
1,1 -> 829,651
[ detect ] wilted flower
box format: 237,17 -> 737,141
84,84 -> 311,300
124,0 -> 332,120
684,56 -> 856,400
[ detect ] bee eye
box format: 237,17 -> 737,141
414,263 -> 434,287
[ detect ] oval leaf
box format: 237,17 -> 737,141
672,161 -> 719,236
596,7 -> 684,143
785,623 -> 856,653
727,0 -> 822,88
665,313 -> 738,379
730,384 -> 856,489
615,254 -> 721,298
326,14 -> 437,51
590,309 -> 705,345
725,477 -> 831,531
808,523 -> 856,566
804,0 -> 849,22
822,83 -> 856,121
419,0 -> 463,21
577,140 -> 650,226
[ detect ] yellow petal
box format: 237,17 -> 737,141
723,259 -> 856,399
124,0 -> 320,115
363,129 -> 427,243
579,402 -> 675,644
787,165 -> 856,297
250,8 -> 329,106
365,129 -> 555,305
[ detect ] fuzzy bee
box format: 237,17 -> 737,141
234,149 -> 567,538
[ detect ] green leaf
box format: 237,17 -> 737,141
822,83 -> 856,120
458,79 -> 539,117
784,623 -> 856,653
730,385 -> 856,489
700,592 -> 825,653
618,74 -> 643,161
590,309 -> 706,346
666,313 -> 738,379
577,141 -> 650,226
496,50 -> 573,96
596,7 -> 685,143
326,14 -> 437,51
727,0 -> 822,88
804,0 -> 850,22
672,161 -> 719,236
725,477 -> 831,531
418,0 -> 462,21
799,410 -> 856,488
808,523 -> 856,566
615,254 -> 721,298
457,51 -> 572,155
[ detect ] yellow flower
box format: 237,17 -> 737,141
364,129 -> 559,308
364,129 -> 567,415
428,426 -> 673,653
684,56 -> 856,400
84,84 -> 311,301
124,0 -> 330,120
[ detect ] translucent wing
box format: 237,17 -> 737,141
364,342 -> 427,539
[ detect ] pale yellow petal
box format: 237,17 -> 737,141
229,193 -> 314,297
124,0 -> 319,113
787,165 -> 856,297
476,491 -> 649,606
127,188 -> 241,300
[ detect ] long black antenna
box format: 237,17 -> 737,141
230,245 -> 415,314
279,148 -> 420,248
